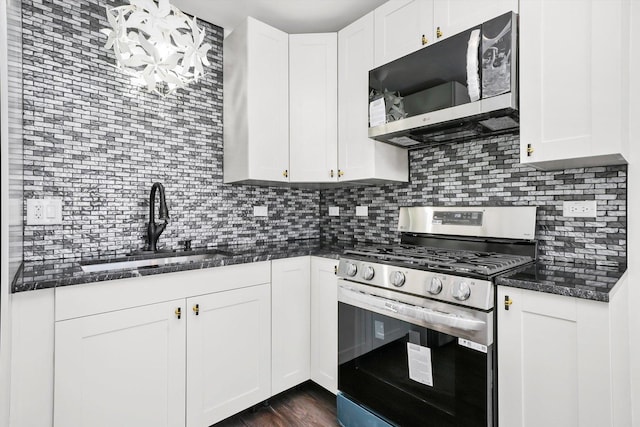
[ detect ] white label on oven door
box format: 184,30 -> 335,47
407,343 -> 433,387
458,338 -> 488,353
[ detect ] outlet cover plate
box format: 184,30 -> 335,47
27,198 -> 63,225
328,206 -> 340,216
253,206 -> 268,217
355,206 -> 368,217
563,200 -> 597,218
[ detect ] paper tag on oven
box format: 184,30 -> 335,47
458,338 -> 488,353
407,343 -> 433,387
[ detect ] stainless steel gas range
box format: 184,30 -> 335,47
336,206 -> 537,427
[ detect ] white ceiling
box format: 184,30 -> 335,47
171,0 -> 388,36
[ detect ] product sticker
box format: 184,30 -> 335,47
407,342 -> 433,387
369,98 -> 386,127
458,338 -> 488,353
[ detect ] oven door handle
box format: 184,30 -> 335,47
338,284 -> 486,332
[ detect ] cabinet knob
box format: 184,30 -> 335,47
421,34 -> 428,45
334,265 -> 338,275
526,144 -> 534,156
283,170 -> 289,178
175,307 -> 182,319
330,169 -> 334,178
338,170 -> 344,177
504,296 -> 513,310
193,304 -> 199,316
436,27 -> 443,38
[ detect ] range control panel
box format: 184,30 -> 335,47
432,211 -> 483,226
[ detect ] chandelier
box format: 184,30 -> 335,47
101,0 -> 211,96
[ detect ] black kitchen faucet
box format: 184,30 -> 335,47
146,182 -> 169,252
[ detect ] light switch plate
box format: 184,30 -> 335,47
329,206 -> 340,216
563,200 -> 597,218
27,198 -> 63,225
355,206 -> 368,217
253,206 -> 268,217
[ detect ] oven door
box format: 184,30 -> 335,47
337,280 -> 494,427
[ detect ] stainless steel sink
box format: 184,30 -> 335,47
80,252 -> 228,273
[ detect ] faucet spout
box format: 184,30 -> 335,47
147,182 -> 169,252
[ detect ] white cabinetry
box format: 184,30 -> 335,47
54,300 -> 186,427
310,257 -> 338,394
186,285 -> 271,427
224,17 -> 289,184
497,286 -> 618,427
432,0 -> 517,42
338,12 -> 408,184
271,257 -> 311,395
519,0 -> 629,170
53,263 -> 271,427
289,34 -> 338,183
373,0 -> 433,67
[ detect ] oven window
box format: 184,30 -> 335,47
338,302 -> 492,427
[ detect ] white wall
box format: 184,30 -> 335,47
1,0 -> 13,424
629,1 -> 640,425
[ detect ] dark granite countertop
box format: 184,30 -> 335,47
496,261 -> 627,302
13,239 -> 347,293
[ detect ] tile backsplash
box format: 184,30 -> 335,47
320,134 -> 627,266
20,0 -> 627,266
21,0 -> 319,260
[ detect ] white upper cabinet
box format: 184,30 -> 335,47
374,0 -> 434,67
432,0 -> 518,42
339,12 -> 409,183
519,0 -> 629,170
224,18 -> 290,184
289,34 -> 338,183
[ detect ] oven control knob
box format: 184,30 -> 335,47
390,271 -> 405,287
453,281 -> 471,301
345,263 -> 358,277
361,265 -> 375,281
428,277 -> 443,295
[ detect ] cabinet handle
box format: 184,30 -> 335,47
504,296 -> 513,310
175,307 -> 182,319
436,27 -> 443,38
330,169 -> 334,178
421,34 -> 428,45
283,169 -> 288,178
338,170 -> 344,177
193,304 -> 199,316
526,144 -> 534,156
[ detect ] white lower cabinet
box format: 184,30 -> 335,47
310,257 -> 338,394
186,284 -> 271,427
497,286 -> 614,427
271,257 -> 311,395
54,299 -> 187,427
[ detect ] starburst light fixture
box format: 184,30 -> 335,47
101,0 -> 211,96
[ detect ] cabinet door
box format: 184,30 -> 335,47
54,300 -> 186,427
519,0 -> 628,170
271,257 -> 311,394
310,257 -> 338,394
186,284 -> 271,427
497,287 -> 612,427
374,0 -> 434,67
433,0 -> 517,42
338,12 -> 409,183
289,34 -> 338,183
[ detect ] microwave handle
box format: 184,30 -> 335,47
338,284 -> 485,332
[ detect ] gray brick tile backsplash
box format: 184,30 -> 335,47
21,0 -> 627,266
320,135 -> 627,266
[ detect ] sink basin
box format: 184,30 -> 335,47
80,252 -> 228,273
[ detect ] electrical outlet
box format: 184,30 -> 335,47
329,206 -> 340,216
27,198 -> 63,225
355,206 -> 368,217
562,200 -> 597,218
253,206 -> 268,217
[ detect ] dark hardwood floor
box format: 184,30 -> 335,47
213,381 -> 340,427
